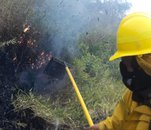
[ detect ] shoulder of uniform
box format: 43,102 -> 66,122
122,89 -> 132,103
121,89 -> 138,112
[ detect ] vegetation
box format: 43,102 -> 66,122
0,0 -> 130,129
12,31 -> 126,128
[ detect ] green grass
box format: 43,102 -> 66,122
13,77 -> 125,129
12,42 -> 125,129
13,41 -> 125,128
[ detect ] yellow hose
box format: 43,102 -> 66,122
65,66 -> 94,126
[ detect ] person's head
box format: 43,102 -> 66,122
109,12 -> 151,75
109,12 -> 151,74
110,12 -> 151,62
109,12 -> 151,106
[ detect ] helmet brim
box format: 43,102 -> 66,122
109,51 -> 135,61
109,51 -> 122,61
109,50 -> 151,61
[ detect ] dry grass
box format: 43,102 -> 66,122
13,76 -> 125,129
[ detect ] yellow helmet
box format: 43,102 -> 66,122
109,12 -> 151,61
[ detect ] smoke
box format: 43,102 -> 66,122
38,0 -> 93,57
28,0 -> 130,96
35,0 -> 130,58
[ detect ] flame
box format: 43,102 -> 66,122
23,26 -> 30,33
11,23 -> 53,71
29,51 -> 52,70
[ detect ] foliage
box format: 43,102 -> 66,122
13,90 -> 87,128
73,42 -> 125,118
0,38 -> 16,48
13,92 -> 65,124
79,30 -> 121,79
13,41 -> 125,128
1,0 -> 131,129
0,0 -> 45,41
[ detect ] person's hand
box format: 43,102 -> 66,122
89,124 -> 100,130
86,122 -> 106,130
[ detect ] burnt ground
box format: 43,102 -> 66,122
0,47 -> 101,130
0,28 -> 73,130
0,41 -> 104,130
0,49 -> 72,130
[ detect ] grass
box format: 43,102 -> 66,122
12,40 -> 124,129
13,76 -> 125,129
12,42 -> 125,129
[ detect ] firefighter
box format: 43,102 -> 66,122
89,12 -> 151,130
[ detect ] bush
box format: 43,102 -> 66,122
0,0 -> 45,41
